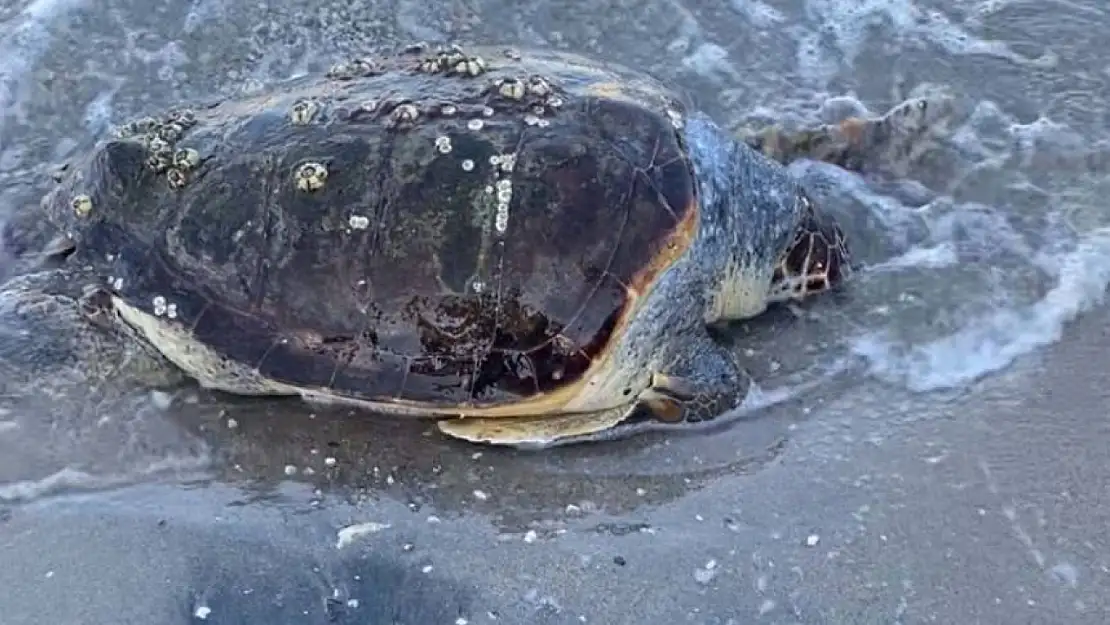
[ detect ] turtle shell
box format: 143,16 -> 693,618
42,44 -> 699,413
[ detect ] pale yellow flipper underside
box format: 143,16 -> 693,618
436,404 -> 635,446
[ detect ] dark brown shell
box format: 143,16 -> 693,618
42,45 -> 699,408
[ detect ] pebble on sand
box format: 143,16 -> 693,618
335,521 -> 392,549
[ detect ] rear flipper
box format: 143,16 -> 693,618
0,270 -> 194,493
1,207 -> 74,282
636,328 -> 751,426
738,93 -> 958,174
0,268 -> 183,393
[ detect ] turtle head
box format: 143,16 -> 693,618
682,111 -> 853,323
767,190 -> 851,304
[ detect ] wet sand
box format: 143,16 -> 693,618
0,306 -> 1106,624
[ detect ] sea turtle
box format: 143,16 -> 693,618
10,44 -> 954,447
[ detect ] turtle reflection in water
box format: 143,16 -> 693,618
10,44 -> 955,447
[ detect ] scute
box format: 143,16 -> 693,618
40,44 -> 699,415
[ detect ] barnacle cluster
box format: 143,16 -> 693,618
114,108 -> 202,190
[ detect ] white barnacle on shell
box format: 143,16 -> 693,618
147,136 -> 169,153
527,77 -> 552,97
523,113 -> 541,127
166,303 -> 178,319
467,119 -> 484,131
158,123 -> 184,142
295,162 -> 328,192
171,111 -> 196,131
391,103 -> 420,125
110,276 -> 123,290
498,153 -> 516,173
166,168 -> 188,189
496,78 -> 526,100
71,194 -> 93,217
482,106 -> 494,117
435,135 -> 452,154
494,206 -> 510,234
494,178 -> 513,234
455,58 -> 486,77
173,148 -> 201,170
152,295 -> 167,317
348,215 -> 371,230
290,99 -> 320,125
461,159 -> 475,172
146,148 -> 173,173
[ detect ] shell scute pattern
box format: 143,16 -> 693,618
42,44 -> 699,409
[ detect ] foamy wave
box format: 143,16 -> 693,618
795,0 -> 1054,85
0,0 -> 86,135
869,243 -> 959,272
852,228 -> 1110,391
761,80 -> 1110,399
0,452 -> 211,503
809,92 -> 1110,393
729,0 -> 787,27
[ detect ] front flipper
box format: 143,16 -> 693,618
637,329 -> 751,425
0,269 -> 185,407
738,94 -> 958,174
437,331 -> 750,447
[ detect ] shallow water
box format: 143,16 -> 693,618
1,0 -> 1110,623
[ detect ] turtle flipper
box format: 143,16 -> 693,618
638,329 -> 751,425
438,330 -> 750,446
0,269 -> 185,393
436,404 -> 635,447
739,94 -> 958,173
78,284 -> 118,332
